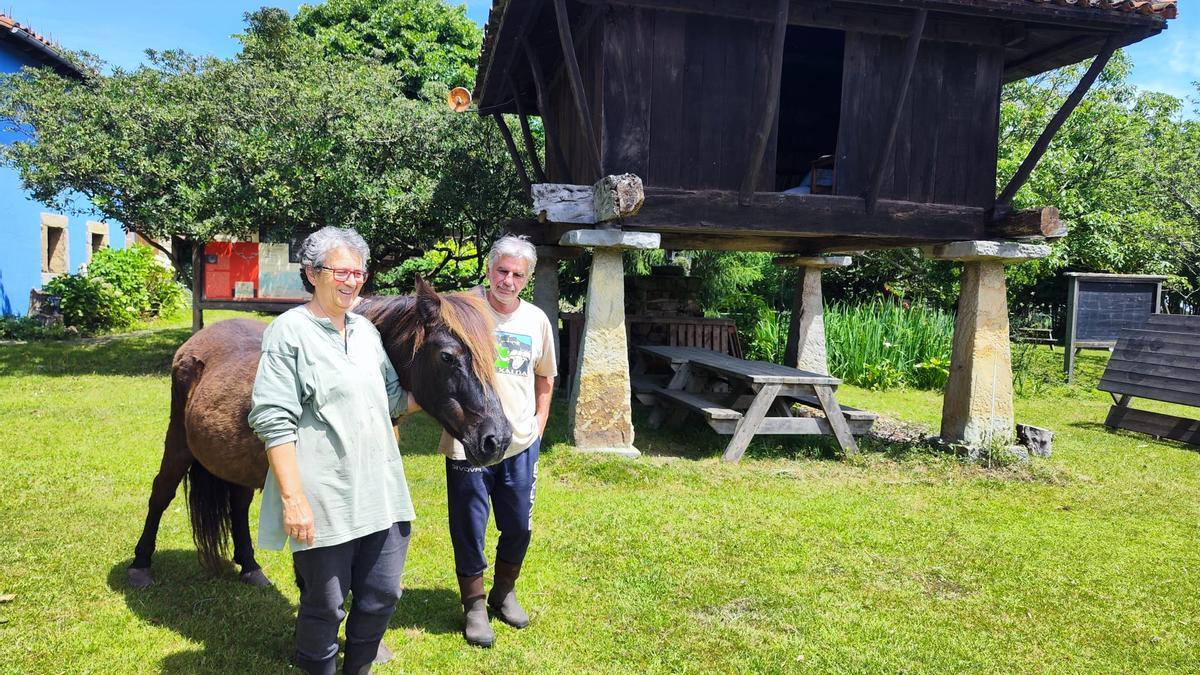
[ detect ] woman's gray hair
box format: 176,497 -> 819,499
488,234 -> 537,270
297,226 -> 370,292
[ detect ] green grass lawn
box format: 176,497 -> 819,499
1,321 -> 1197,673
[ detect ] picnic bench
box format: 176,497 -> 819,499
1097,314 -> 1200,446
634,345 -> 876,461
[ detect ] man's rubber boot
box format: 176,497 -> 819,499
487,560 -> 530,629
458,574 -> 495,648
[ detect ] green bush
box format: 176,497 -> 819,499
43,245 -> 184,335
0,316 -> 70,341
86,245 -> 185,319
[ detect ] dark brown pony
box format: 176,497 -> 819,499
128,280 -> 510,588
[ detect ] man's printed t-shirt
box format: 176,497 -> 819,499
439,288 -> 557,461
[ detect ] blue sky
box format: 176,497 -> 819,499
10,0 -> 1196,101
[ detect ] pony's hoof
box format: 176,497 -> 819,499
128,567 -> 154,589
239,569 -> 272,587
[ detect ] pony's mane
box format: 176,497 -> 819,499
359,291 -> 496,388
438,292 -> 497,389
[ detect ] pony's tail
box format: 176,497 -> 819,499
184,461 -> 232,574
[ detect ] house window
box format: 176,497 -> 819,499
41,213 -> 69,276
86,221 -> 109,263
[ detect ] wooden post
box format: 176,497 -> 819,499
1063,273 -> 1079,383
509,77 -> 547,183
551,0 -> 603,180
864,8 -> 926,214
191,243 -> 204,333
523,37 -> 574,184
737,0 -> 790,207
493,112 -> 533,196
994,36 -> 1119,216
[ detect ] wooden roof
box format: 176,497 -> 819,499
474,0 -> 1174,113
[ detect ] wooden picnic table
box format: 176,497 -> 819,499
634,345 -> 876,462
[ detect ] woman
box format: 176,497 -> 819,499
249,226 -> 414,675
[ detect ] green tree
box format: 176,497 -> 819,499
0,4 -> 524,288
293,0 -> 482,98
996,51 -> 1197,310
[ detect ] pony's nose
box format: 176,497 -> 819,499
482,434 -> 499,456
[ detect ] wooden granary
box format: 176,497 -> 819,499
470,0 -> 1177,454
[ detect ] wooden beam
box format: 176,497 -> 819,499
508,74 -> 546,182
518,112 -> 547,183
532,174 -> 645,224
510,192 -> 1056,252
551,0 -> 603,180
493,112 -> 533,196
994,36 -> 1119,215
191,243 -> 204,333
574,0 -> 1097,47
523,36 -> 574,184
838,0 -> 1165,30
864,8 -> 926,214
739,0 -> 790,206
984,206 -> 1065,240
629,188 -> 987,239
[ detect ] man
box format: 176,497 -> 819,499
440,234 -> 556,648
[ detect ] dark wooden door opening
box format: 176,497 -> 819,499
775,26 -> 844,194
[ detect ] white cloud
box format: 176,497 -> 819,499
1166,30 -> 1200,78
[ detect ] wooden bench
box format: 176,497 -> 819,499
1097,314 -> 1200,446
637,345 -> 876,460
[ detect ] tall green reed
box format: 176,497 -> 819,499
824,301 -> 954,390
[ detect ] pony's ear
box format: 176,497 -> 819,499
413,276 -> 442,323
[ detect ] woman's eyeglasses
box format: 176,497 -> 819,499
315,266 -> 368,282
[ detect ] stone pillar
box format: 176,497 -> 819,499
774,256 -> 851,374
532,246 -> 580,383
923,241 -> 1050,447
560,229 -> 660,457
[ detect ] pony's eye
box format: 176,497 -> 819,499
440,351 -> 454,364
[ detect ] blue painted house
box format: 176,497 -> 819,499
0,14 -> 125,316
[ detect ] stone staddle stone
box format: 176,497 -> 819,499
941,261 -> 1015,446
923,240 -> 1050,264
773,256 -> 852,375
927,242 -> 1048,447
561,230 -> 660,457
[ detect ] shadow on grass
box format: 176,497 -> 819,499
388,586 -> 463,635
107,550 -> 295,671
1070,420 -> 1200,453
0,328 -> 190,377
630,401 -> 845,462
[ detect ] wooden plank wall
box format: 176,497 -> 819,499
549,5 -> 777,191
835,33 -> 1003,207
547,4 -> 605,184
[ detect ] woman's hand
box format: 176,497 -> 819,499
281,493 -> 315,546
266,441 -> 316,546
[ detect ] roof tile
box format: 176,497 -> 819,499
1026,0 -> 1177,19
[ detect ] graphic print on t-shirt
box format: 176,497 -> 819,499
494,330 -> 533,376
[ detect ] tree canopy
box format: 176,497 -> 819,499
293,0 -> 482,98
0,3 -> 522,290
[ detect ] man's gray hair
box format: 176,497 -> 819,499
488,234 -> 537,270
297,226 -> 370,292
